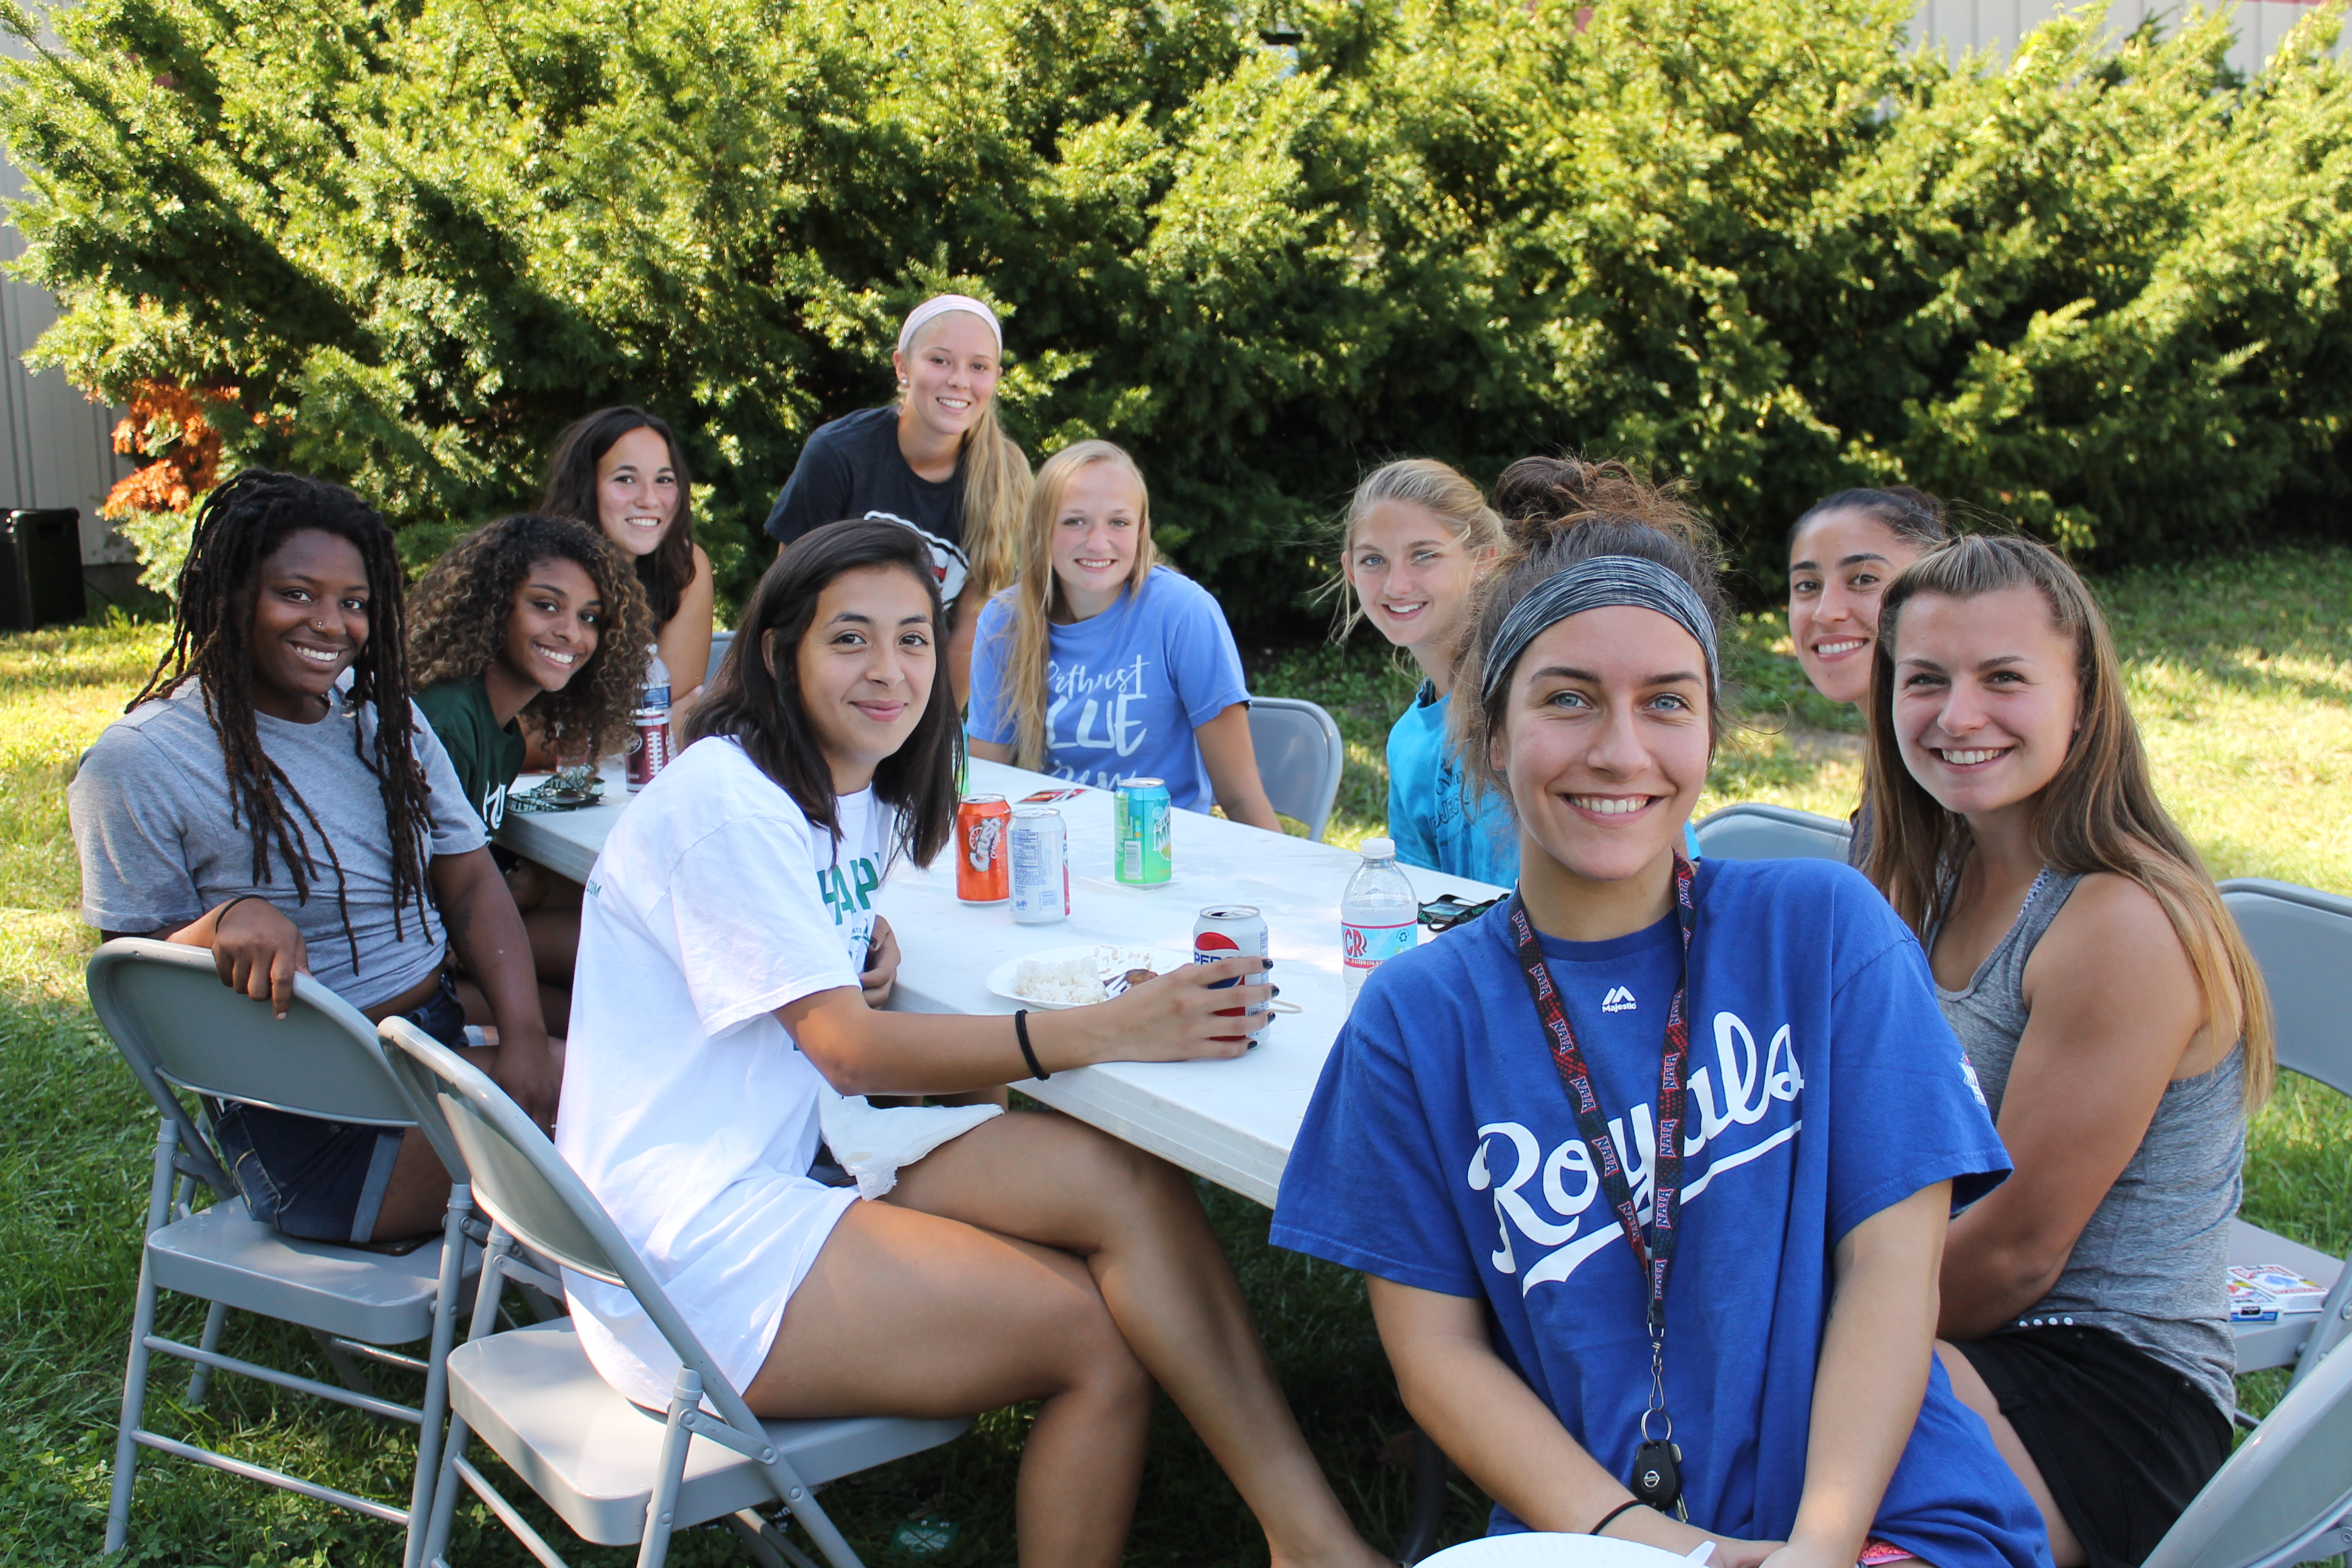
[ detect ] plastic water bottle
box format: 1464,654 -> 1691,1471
627,644 -> 673,792
1342,837 -> 1418,1007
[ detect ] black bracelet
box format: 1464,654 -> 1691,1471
211,893 -> 266,928
1589,1500 -> 1648,1537
1014,1010 -> 1048,1081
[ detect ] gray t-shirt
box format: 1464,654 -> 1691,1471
70,682 -> 484,1011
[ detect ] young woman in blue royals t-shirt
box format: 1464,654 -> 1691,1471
1272,478 -> 2051,1568
967,440 -> 1281,827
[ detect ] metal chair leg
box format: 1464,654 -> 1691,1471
106,1121 -> 179,1554
422,1232 -> 516,1568
1395,1425 -> 1449,1566
186,1300 -> 230,1406
636,1370 -> 700,1568
402,1182 -> 472,1568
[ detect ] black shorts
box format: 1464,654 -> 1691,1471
210,973 -> 469,1245
1956,1322 -> 2231,1568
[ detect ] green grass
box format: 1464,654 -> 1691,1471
7,548 -> 2352,1564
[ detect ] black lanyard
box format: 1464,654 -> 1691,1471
1505,853 -> 1697,1515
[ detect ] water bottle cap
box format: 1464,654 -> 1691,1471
1361,837 -> 1395,859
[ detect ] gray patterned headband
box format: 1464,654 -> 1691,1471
1479,554 -> 1719,705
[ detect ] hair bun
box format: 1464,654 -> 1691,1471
1494,454 -> 1646,542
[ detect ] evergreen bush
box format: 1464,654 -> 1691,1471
1,0 -> 2345,624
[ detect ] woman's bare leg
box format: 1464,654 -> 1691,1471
887,1111 -> 1386,1568
1937,1342 -> 2086,1567
743,1199 -> 1153,1568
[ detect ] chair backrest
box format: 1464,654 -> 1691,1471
2142,1331 -> 2352,1568
1247,698 -> 1344,842
1692,802 -> 1854,864
2219,879 -> 2352,1100
382,1019 -> 775,1425
706,629 -> 732,687
85,940 -> 459,1182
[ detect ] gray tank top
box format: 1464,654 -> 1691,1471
1934,869 -> 2243,1414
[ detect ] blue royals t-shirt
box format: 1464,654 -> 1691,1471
1272,857 -> 2050,1568
969,565 -> 1250,812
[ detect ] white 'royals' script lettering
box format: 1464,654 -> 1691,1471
1469,1009 -> 1805,1293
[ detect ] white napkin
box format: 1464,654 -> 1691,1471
817,1092 -> 1003,1200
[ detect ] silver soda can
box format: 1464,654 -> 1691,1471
1192,904 -> 1270,1041
1009,808 -> 1070,924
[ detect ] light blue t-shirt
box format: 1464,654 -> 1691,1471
1387,682 -> 1520,886
1272,858 -> 2048,1568
969,566 -> 1250,812
1385,682 -> 1698,888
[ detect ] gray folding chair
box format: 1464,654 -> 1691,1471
2218,879 -> 2352,1389
85,938 -> 477,1566
1248,696 -> 1344,841
706,629 -> 733,687
380,1019 -> 968,1568
1691,801 -> 1854,862
2141,1320 -> 2352,1568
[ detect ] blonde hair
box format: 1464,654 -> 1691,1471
897,309 -> 1032,607
1329,459 -> 1506,641
1863,535 -> 2275,1110
994,440 -> 1158,770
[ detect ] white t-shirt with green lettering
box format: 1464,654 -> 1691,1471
557,736 -> 888,1408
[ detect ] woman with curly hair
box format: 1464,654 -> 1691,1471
410,514 -> 652,1032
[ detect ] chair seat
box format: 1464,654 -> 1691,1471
446,1320 -> 970,1547
148,1198 -> 478,1347
2230,1217 -> 2344,1375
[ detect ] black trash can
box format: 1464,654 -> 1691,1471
0,508 -> 84,631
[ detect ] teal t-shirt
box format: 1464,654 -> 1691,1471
1385,683 -> 1520,886
415,676 -> 527,832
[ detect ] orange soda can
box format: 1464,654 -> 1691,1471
956,794 -> 1012,903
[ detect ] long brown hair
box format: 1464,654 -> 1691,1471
681,517 -> 961,869
989,440 -> 1159,771
407,514 -> 655,763
1861,535 -> 2274,1108
540,406 -> 698,628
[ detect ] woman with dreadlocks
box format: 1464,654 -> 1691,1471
409,513 -> 652,1034
70,471 -> 561,1245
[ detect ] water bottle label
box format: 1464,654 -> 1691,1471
1342,919 -> 1417,971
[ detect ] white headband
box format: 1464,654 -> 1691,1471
896,293 -> 1001,355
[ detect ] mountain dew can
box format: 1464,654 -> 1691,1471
1115,777 -> 1173,887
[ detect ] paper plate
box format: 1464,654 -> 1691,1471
1418,1534 -> 1709,1568
985,944 -> 1193,1010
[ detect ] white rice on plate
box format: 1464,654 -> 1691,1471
1011,945 -> 1169,1006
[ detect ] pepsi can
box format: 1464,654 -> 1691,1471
1192,904 -> 1270,1042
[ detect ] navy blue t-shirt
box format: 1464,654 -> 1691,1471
1272,857 -> 2049,1568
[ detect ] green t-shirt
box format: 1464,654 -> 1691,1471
415,676 -> 527,832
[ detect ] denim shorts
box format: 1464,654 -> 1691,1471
211,973 -> 467,1245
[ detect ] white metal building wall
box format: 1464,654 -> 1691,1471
0,20 -> 129,569
1911,0 -> 2341,77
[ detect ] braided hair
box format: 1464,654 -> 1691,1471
128,470 -> 434,969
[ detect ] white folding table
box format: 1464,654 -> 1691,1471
498,755 -> 1509,1206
